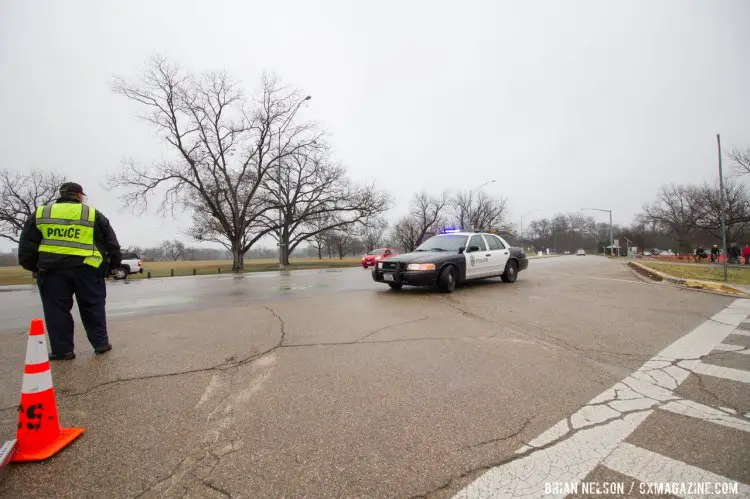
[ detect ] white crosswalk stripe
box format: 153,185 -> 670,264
454,299 -> 750,498
712,343 -> 750,355
603,443 -> 750,497
685,360 -> 750,384
660,399 -> 750,434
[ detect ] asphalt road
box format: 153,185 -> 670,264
0,257 -> 748,498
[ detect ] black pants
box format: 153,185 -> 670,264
36,266 -> 109,354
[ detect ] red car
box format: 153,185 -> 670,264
361,248 -> 397,268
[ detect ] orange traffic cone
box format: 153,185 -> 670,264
11,319 -> 84,462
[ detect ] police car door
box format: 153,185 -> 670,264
465,234 -> 493,279
484,234 -> 510,275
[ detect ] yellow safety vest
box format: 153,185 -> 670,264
35,203 -> 103,268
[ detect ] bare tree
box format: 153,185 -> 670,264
390,215 -> 422,253
413,191 -> 450,242
528,218 -> 552,241
387,192 -> 450,253
259,148 -> 390,265
161,239 -> 186,260
452,190 -> 507,232
326,230 -> 352,259
695,180 -> 750,244
642,184 -> 701,253
728,147 -> 750,177
308,226 -> 331,260
359,218 -> 388,252
108,56 -> 320,272
0,169 -> 66,243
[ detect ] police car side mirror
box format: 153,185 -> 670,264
458,247 -> 466,254
469,245 -> 480,253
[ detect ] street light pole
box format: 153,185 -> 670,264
581,208 -> 613,255
277,95 -> 312,270
466,179 -> 496,230
718,133 -> 728,282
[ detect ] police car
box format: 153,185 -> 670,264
372,230 -> 528,292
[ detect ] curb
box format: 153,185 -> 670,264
628,261 -> 749,298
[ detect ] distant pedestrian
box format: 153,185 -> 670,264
743,244 -> 750,266
695,246 -> 706,263
18,182 -> 122,360
729,243 -> 741,265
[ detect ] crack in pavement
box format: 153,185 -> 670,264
356,316 -> 429,343
203,480 -> 231,497
263,305 -> 286,347
694,372 -> 747,419
440,297 -> 654,364
460,419 -> 532,451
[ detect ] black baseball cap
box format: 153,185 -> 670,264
59,182 -> 85,196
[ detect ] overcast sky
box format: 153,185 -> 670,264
1,0 -> 749,252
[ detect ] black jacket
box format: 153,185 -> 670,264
18,199 -> 122,273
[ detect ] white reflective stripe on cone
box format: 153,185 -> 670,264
21,371 -> 53,394
24,335 -> 49,365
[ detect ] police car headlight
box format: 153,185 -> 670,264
377,262 -> 383,269
407,263 -> 436,271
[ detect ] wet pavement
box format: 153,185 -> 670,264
0,257 -> 748,498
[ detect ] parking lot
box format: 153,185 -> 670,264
1,256 -> 748,498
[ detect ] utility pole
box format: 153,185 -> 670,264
718,134 -> 728,282
277,95 -> 311,270
581,208 -> 613,255
553,220 -> 557,254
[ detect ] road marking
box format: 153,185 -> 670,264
603,442 -> 750,496
660,399 -> 750,434
196,374 -> 221,408
712,343 -> 750,355
454,299 -> 750,499
683,361 -> 750,384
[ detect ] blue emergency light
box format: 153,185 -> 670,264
440,227 -> 462,234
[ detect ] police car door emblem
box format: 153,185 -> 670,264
469,254 -> 476,267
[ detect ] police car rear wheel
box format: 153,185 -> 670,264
501,260 -> 518,283
437,266 -> 457,293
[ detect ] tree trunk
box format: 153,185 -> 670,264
232,246 -> 244,272
279,232 -> 291,266
318,246 -> 322,260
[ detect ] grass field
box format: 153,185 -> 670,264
640,261 -> 750,285
0,258 -> 362,286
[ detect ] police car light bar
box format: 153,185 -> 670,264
440,228 -> 462,234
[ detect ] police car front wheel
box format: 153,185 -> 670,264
437,266 -> 457,293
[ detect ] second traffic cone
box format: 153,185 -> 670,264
11,319 -> 84,462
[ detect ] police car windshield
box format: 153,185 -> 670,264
415,234 -> 468,252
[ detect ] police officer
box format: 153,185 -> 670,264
17,182 -> 122,360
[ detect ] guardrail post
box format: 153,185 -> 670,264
218,267 -> 222,274
193,268 -> 196,276
147,271 -> 151,279
170,269 -> 174,277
